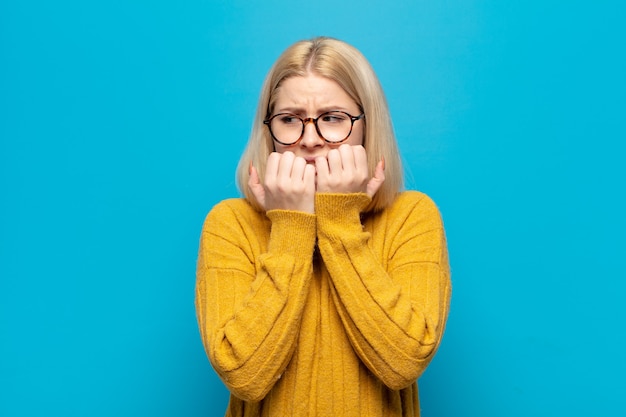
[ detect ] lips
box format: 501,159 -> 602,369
303,155 -> 328,163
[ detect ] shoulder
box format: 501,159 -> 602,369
390,191 -> 441,215
383,191 -> 445,229
392,190 -> 436,206
208,198 -> 257,216
202,198 -> 266,232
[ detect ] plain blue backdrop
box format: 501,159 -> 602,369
2,0 -> 625,415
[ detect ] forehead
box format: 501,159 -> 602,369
274,74 -> 356,111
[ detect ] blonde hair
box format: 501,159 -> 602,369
236,36 -> 403,212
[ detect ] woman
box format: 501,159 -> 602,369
196,37 -> 451,416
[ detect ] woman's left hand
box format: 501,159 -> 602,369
315,144 -> 385,199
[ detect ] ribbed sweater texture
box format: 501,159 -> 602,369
196,191 -> 451,416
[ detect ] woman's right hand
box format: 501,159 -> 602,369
248,151 -> 316,214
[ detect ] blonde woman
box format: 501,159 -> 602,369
196,37 -> 451,416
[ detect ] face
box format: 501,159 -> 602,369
270,73 -> 364,161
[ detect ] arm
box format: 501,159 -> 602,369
195,201 -> 317,401
315,192 -> 451,390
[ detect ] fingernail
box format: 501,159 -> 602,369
248,161 -> 253,175
381,156 -> 386,171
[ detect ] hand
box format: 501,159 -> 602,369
248,152 -> 316,213
315,144 -> 385,199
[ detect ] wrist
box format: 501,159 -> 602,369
266,209 -> 317,255
315,193 -> 371,232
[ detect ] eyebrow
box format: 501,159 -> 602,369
274,106 -> 355,115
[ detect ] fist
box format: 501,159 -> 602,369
249,152 -> 316,213
315,144 -> 385,198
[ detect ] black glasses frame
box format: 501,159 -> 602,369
263,111 -> 365,146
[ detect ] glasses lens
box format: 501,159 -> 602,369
317,112 -> 352,142
269,111 -> 355,144
270,114 -> 302,144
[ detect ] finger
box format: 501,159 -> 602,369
338,144 -> 356,172
265,152 -> 281,184
315,155 -> 330,191
315,156 -> 329,174
248,161 -> 259,186
300,163 -> 317,213
326,148 -> 342,175
366,158 -> 386,198
277,151 -> 295,175
248,164 -> 266,210
304,163 -> 316,193
352,145 -> 368,174
291,156 -> 307,180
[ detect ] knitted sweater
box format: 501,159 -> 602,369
195,191 -> 451,416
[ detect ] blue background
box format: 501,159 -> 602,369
2,0 -> 625,415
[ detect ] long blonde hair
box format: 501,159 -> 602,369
237,37 -> 403,212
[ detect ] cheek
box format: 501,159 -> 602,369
348,124 -> 365,146
273,143 -> 288,154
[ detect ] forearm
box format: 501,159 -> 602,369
196,206 -> 317,401
326,247 -> 450,388
316,192 -> 451,389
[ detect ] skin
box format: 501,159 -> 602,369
249,73 -> 385,214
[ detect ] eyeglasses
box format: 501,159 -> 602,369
264,111 -> 365,146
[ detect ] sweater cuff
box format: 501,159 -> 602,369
315,193 -> 371,234
266,209 -> 317,256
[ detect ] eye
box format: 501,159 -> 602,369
278,114 -> 300,125
321,112 -> 348,123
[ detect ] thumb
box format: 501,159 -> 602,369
248,163 -> 266,210
366,157 -> 385,199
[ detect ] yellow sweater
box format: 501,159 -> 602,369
196,191 -> 451,416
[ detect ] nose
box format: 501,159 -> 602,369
299,118 -> 324,148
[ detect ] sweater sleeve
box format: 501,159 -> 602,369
315,192 -> 451,390
195,201 -> 317,401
